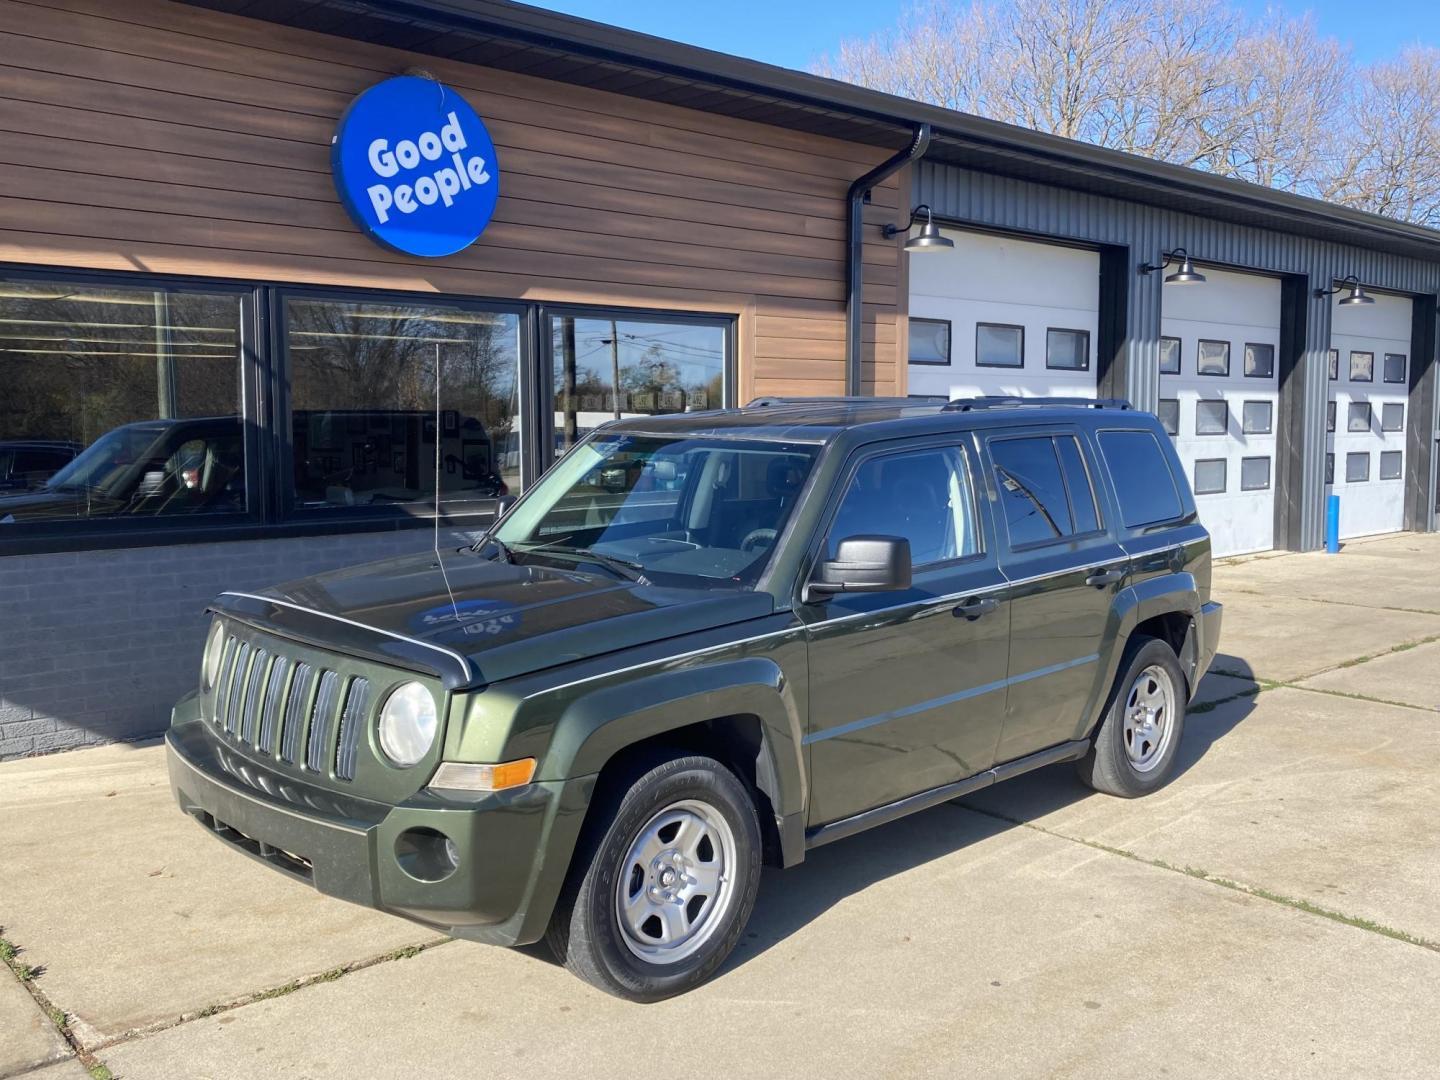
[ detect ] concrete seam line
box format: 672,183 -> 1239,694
80,937 -> 455,1053
0,928 -> 113,1080
1213,630 -> 1440,686
1284,683 -> 1439,714
1216,587 -> 1440,618
954,807 -> 1440,955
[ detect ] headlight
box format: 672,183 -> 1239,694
202,621 -> 225,691
378,682 -> 438,767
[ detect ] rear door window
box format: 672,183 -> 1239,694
1098,430 -> 1184,528
989,436 -> 1075,546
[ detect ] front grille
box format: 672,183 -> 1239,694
207,630 -> 371,783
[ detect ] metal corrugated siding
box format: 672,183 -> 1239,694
916,161 -> 1440,549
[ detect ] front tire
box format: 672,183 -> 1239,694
1077,635 -> 1186,798
546,753 -> 762,1002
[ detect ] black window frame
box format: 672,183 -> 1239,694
1159,336 -> 1182,375
1383,353 -> 1407,384
1195,399 -> 1229,436
1327,400 -> 1337,433
1044,327 -> 1090,372
1381,402 -> 1406,432
907,317 -> 952,367
1346,451 -> 1370,483
1243,342 -> 1275,379
0,264 -> 739,556
1157,398 -> 1180,437
1193,458 -> 1228,495
1325,452 -> 1335,486
1379,450 -> 1403,480
1242,400 -> 1273,435
975,322 -> 1025,369
1328,349 -> 1339,381
1240,456 -> 1271,491
1347,401 -> 1372,433
1197,339 -> 1231,377
1350,350 -> 1374,383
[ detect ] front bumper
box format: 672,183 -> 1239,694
166,711 -> 594,947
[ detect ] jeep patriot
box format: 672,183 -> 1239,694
168,396 -> 1222,1001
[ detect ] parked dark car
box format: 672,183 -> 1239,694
167,396 -> 1221,1000
0,440 -> 82,492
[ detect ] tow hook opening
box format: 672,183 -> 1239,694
395,827 -> 460,883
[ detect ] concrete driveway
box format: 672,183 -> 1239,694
3,533 -> 1438,1079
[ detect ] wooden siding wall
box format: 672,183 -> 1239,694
0,0 -> 905,397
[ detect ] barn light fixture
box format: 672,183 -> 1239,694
1315,275 -> 1375,306
1140,249 -> 1206,284
882,205 -> 954,252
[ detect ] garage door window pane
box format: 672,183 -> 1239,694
1195,400 -> 1228,435
1347,402 -> 1372,432
1097,430 -> 1184,527
1327,400 -> 1336,433
1046,328 -> 1089,371
1244,343 -> 1274,378
551,313 -> 726,455
1384,354 -> 1407,384
1346,452 -> 1369,482
1380,451 -> 1403,480
0,280 -> 245,525
1242,401 -> 1272,434
976,323 -> 1024,368
1350,351 -> 1373,382
1198,340 -> 1230,376
990,436 -> 1076,545
1194,458 -> 1227,495
1159,337 -> 1181,375
286,297 -> 521,512
1240,456 -> 1270,491
1382,403 -> 1405,432
1328,349 -> 1339,381
1157,399 -> 1179,436
1325,452 -> 1334,485
908,318 -> 951,366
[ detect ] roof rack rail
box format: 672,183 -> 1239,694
942,396 -> 1132,412
745,395 -> 945,407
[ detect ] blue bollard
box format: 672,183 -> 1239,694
1326,493 -> 1340,554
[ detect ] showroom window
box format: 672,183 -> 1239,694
1382,403 -> 1405,432
1045,328 -> 1089,371
1197,340 -> 1230,377
1193,458 -> 1227,495
1346,451 -> 1370,482
1157,399 -> 1180,436
1244,343 -> 1274,378
1241,456 -> 1271,491
0,278 -> 248,528
1159,337 -> 1181,375
1347,402 -> 1372,433
1384,354 -> 1407,384
1195,400 -> 1229,435
1350,351 -> 1374,382
549,310 -> 728,456
1242,401 -> 1273,435
282,295 -> 523,516
1097,430 -> 1184,527
976,323 -> 1024,368
908,318 -> 951,366
1380,451 -> 1403,480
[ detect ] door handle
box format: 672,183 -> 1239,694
955,596 -> 999,620
1085,567 -> 1125,589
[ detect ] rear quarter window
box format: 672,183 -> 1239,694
1098,429 -> 1185,528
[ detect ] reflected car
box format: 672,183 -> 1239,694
0,440 -> 82,491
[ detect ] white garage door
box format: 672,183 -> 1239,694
1160,267 -> 1281,557
1327,292 -> 1411,540
907,230 -> 1099,401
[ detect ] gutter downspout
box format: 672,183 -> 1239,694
845,123 -> 931,396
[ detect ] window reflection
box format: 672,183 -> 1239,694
551,313 -> 726,454
285,298 -> 521,512
0,281 -> 243,524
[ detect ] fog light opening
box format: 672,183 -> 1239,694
395,827 -> 460,883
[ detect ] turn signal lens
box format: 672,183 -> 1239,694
429,758 -> 537,793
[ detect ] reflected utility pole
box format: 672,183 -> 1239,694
561,316 -> 577,449
609,318 -> 621,419
153,291 -> 176,418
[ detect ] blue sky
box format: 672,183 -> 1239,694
532,0 -> 1437,71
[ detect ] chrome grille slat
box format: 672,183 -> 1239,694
213,634 -> 238,729
226,643 -> 252,734
279,662 -> 315,764
305,670 -> 342,774
240,649 -> 269,744
257,655 -> 291,755
334,678 -> 370,782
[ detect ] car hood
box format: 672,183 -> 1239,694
0,489 -> 98,521
261,549 -> 776,686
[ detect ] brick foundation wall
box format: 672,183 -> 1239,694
0,528 -> 479,759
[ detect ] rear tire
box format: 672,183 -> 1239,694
1077,635 -> 1186,798
546,753 -> 762,1002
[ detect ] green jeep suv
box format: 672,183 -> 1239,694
167,396 -> 1222,1001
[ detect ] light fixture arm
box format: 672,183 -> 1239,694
883,204 -> 936,240
1139,248 -> 1188,276
1315,274 -> 1362,299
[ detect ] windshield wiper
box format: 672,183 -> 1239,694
514,541 -> 649,584
475,534 -> 514,563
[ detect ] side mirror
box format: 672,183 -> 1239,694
803,535 -> 912,603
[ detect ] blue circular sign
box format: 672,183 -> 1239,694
331,76 -> 500,258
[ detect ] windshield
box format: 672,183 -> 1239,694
493,433 -> 818,589
44,425 -> 167,495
